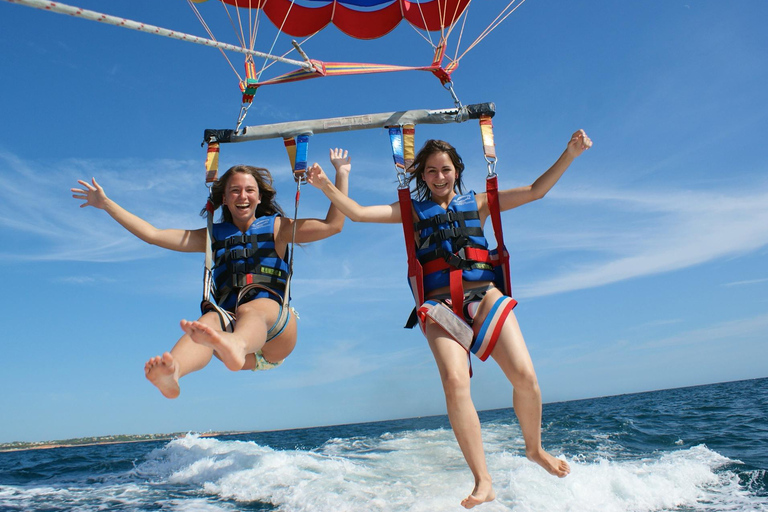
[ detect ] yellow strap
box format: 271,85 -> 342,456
403,124 -> 415,171
479,116 -> 496,159
283,137 -> 297,170
205,142 -> 220,183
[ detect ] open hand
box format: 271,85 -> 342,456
71,178 -> 109,209
329,148 -> 351,175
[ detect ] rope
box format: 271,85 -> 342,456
187,0 -> 241,80
4,0 -> 314,70
456,0 -> 527,63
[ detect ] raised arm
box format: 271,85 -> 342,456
320,147 -> 351,231
477,129 -> 592,217
306,151 -> 401,224
71,178 -> 206,252
276,149 -> 362,245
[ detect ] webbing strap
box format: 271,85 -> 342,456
203,195 -> 215,305
478,114 -> 510,295
390,126 -> 424,309
486,175 -> 511,296
205,142 -> 220,184
449,268 -> 463,318
388,127 -> 406,171
403,125 -> 415,171
240,57 -> 259,104
283,134 -> 310,183
480,116 -> 496,161
398,187 -> 424,309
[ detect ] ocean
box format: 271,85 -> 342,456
1,378 -> 766,511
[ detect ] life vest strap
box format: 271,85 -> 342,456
212,232 -> 272,251
414,209 -> 480,230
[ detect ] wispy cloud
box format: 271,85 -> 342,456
723,277 -> 768,287
53,275 -> 118,285
517,185 -> 768,298
637,312 -> 768,350
0,150 -> 203,263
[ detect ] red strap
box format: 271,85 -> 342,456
449,268 -> 464,318
486,175 -> 512,295
398,188 -> 424,307
421,247 -> 492,274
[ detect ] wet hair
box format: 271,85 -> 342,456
407,139 -> 466,202
200,165 -> 285,222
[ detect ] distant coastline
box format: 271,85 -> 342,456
0,431 -> 245,453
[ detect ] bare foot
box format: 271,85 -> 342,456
526,447 -> 570,477
145,352 -> 180,399
461,479 -> 495,509
180,319 -> 245,371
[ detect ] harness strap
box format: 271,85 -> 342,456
237,283 -> 291,341
398,187 -> 424,311
389,125 -> 425,312
421,246 -> 492,274
201,284 -> 291,343
480,114 -> 512,296
284,134 -> 310,183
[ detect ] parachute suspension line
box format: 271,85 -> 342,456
406,18 -> 435,48
5,0 -> 313,68
451,2 -> 471,64
456,0 -> 527,63
439,0 -> 468,43
187,0 -> 241,80
248,1 -> 263,54
227,0 -> 249,51
260,0 -> 299,80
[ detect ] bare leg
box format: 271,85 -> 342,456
426,322 -> 496,509
182,299 -> 291,371
145,311 -> 220,398
490,311 -> 570,477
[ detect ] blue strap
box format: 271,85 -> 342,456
388,126 -> 405,171
294,134 -> 310,172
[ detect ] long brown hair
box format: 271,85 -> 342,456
200,165 -> 285,222
407,139 -> 466,202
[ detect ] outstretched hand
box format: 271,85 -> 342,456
71,178 -> 109,209
566,129 -> 592,157
329,147 -> 351,175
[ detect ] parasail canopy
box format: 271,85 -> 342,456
193,0 -> 471,39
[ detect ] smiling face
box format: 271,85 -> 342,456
422,151 -> 458,204
222,171 -> 261,230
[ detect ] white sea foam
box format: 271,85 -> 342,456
129,428 -> 768,512
1,425 -> 766,512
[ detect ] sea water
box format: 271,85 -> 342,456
1,378 -> 766,511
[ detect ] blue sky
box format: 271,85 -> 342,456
1,1 -> 767,444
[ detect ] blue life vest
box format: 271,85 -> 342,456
210,214 -> 290,312
412,191 -> 496,294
